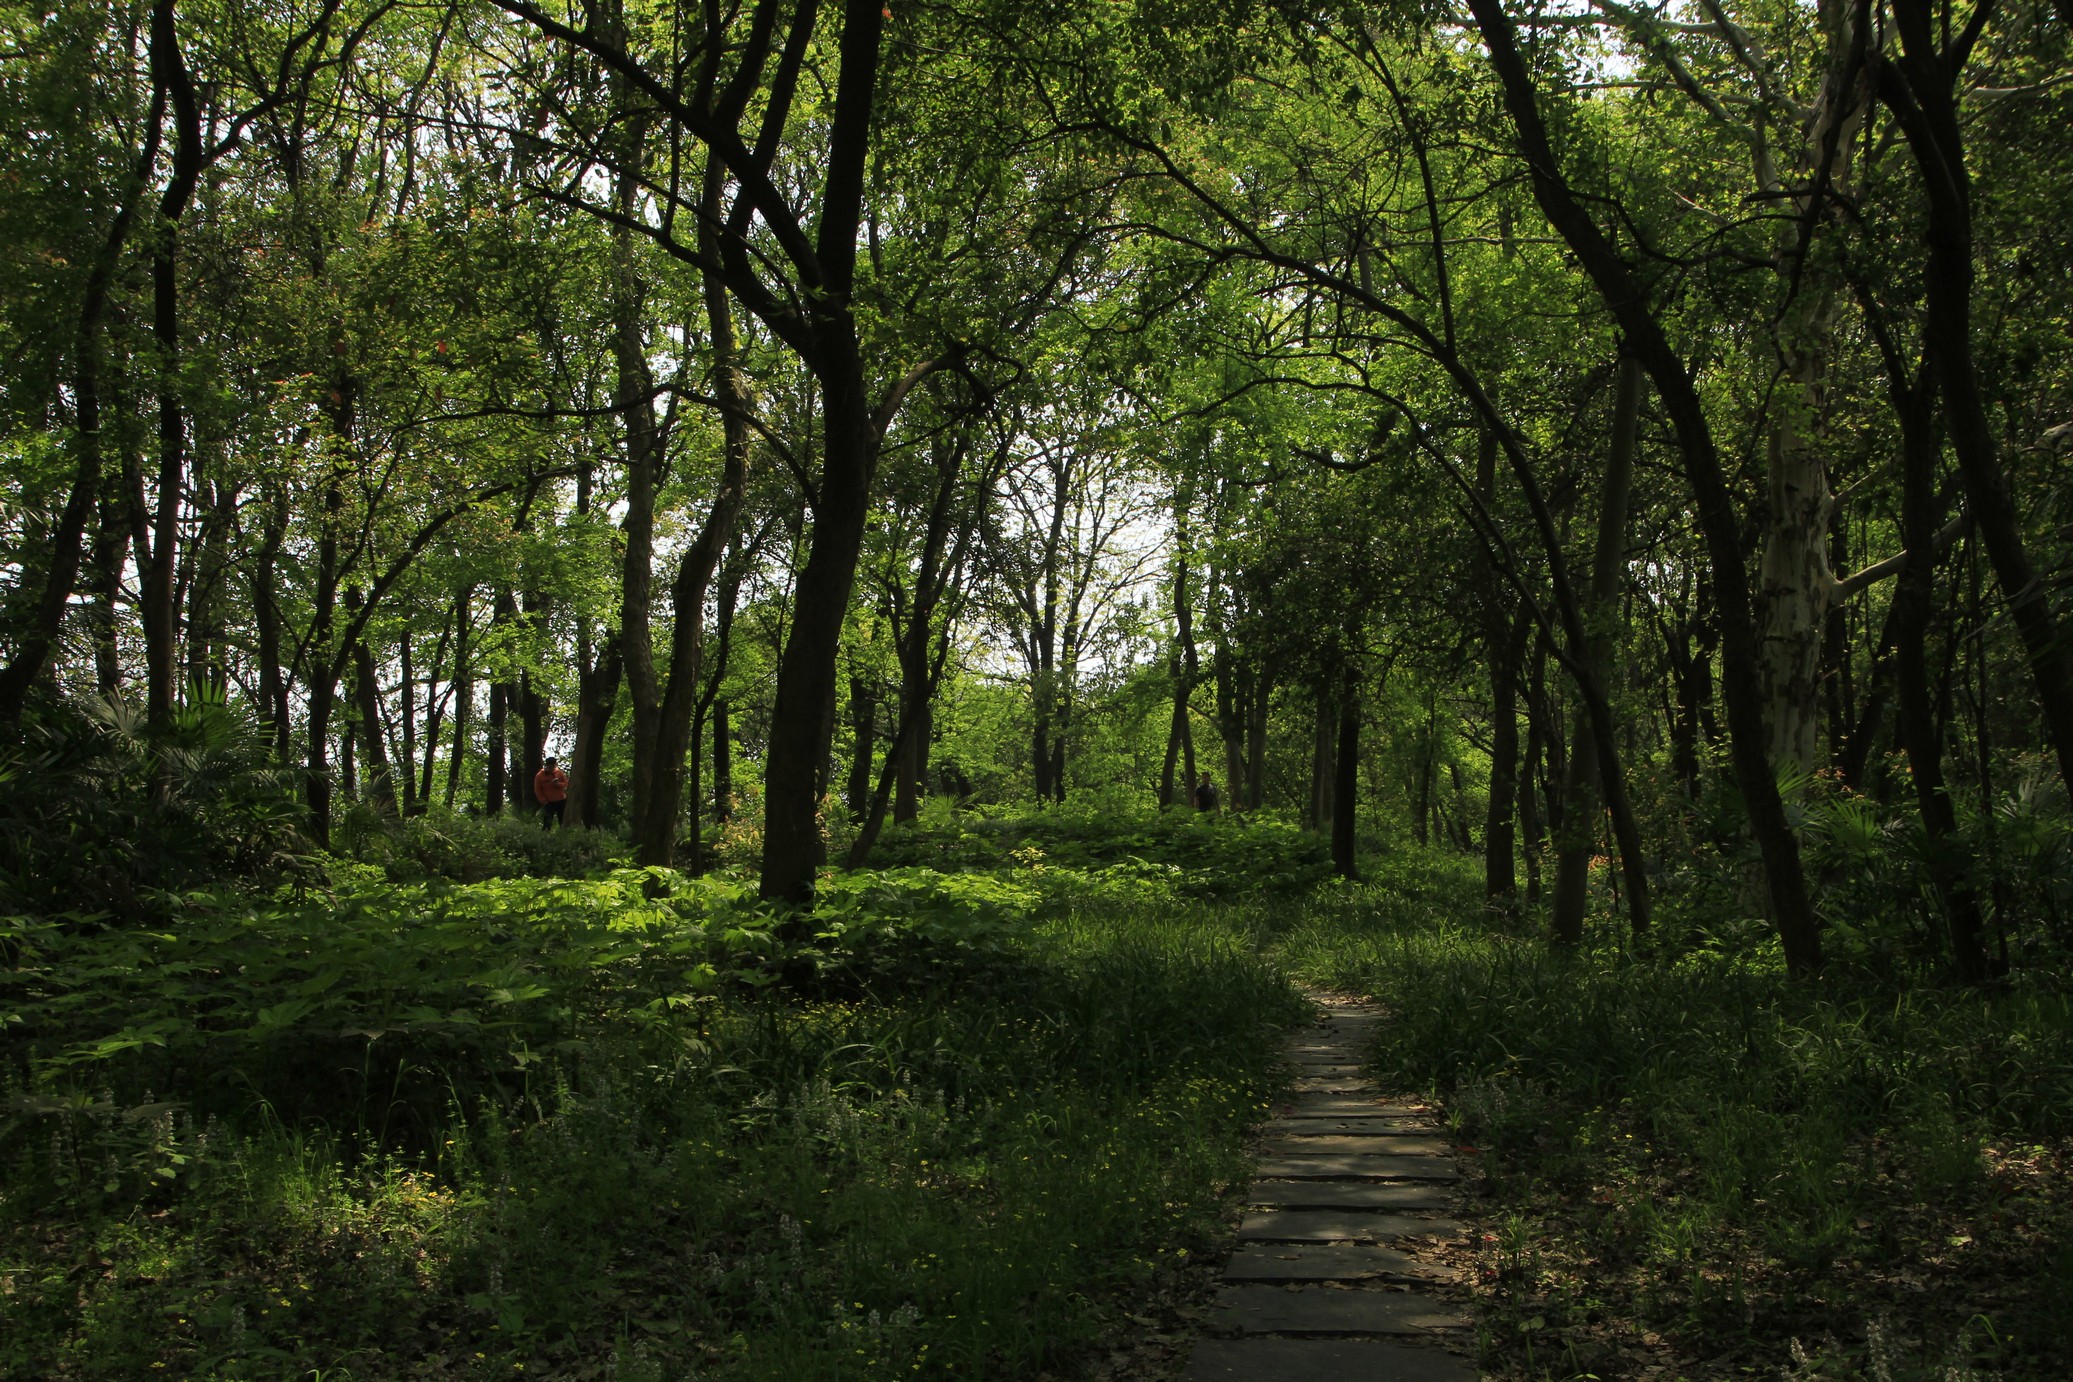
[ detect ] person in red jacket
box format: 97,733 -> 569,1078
534,756 -> 569,830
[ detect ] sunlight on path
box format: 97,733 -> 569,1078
1181,995 -> 1480,1381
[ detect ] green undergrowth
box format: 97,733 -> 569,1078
1274,852 -> 2073,1381
2,864 -> 1306,1379
860,797 -> 1332,898
336,807 -> 636,884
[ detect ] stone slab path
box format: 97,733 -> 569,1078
1179,999 -> 1479,1381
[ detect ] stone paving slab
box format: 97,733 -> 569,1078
1238,1207 -> 1456,1239
1183,1338 -> 1478,1382
1174,1002 -> 1481,1378
1254,1154 -> 1459,1180
1287,1077 -> 1382,1093
1225,1242 -> 1457,1282
1269,1115 -> 1435,1134
1279,1095 -> 1425,1115
1262,1134 -> 1453,1156
1248,1180 -> 1460,1211
1213,1285 -> 1468,1335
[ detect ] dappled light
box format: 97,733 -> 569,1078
4,0 -> 2070,1376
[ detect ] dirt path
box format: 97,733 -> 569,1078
1179,996 -> 1480,1381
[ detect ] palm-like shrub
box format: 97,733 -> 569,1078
0,689 -> 309,924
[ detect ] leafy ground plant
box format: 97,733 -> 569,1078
1,868 -> 1305,1379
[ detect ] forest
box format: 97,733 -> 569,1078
1,0 -> 2070,1376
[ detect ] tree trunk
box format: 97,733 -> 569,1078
417,625 -> 450,814
1160,506 -> 1199,808
895,642 -> 928,822
348,590 -> 397,816
340,718 -> 356,800
614,159 -> 753,867
1552,357 -> 1643,945
1244,668 -> 1269,809
1668,578 -> 1716,799
1215,647 -> 1248,810
712,698 -> 733,821
1518,634 -> 1547,906
1485,601 -> 1530,906
399,628 -> 418,814
252,491 -> 291,758
567,634 -> 621,829
848,672 -> 877,821
1753,0 -> 1874,779
88,479 -> 130,698
485,682 -> 507,815
1332,676 -> 1359,879
518,668 -> 547,810
1881,343 -> 1992,979
760,343 -> 878,899
445,591 -> 472,811
1308,684 -> 1336,832
1477,426 -> 1528,906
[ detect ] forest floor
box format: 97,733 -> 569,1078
4,815 -> 2070,1380
1271,854 -> 2073,1382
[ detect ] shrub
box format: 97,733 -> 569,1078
0,690 -> 309,924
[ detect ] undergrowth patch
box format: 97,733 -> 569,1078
1274,852 -> 2073,1381
2,869 -> 1306,1379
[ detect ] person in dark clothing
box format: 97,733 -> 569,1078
1193,771 -> 1220,812
534,756 -> 568,829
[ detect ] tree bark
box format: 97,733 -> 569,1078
415,614 -> 453,813
1477,428 -> 1528,906
399,625 -> 419,814
567,634 -> 621,829
1552,357 -> 1643,944
752,0 -> 890,904
1332,675 -> 1360,879
848,672 -> 878,821
1485,601 -> 1530,907
1160,494 -> 1199,808
712,698 -> 733,822
1244,668 -> 1269,809
1308,684 -> 1336,832
1413,689 -> 1436,849
252,487 -> 291,758
485,682 -> 507,815
566,442 -> 619,832
445,590 -> 473,811
1519,632 -> 1548,906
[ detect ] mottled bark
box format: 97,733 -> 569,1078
1553,358 -> 1643,945
1331,677 -> 1359,879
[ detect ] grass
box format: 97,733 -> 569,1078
15,800 -> 2071,1382
1272,851 -> 2073,1381
1,870 -> 1307,1379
